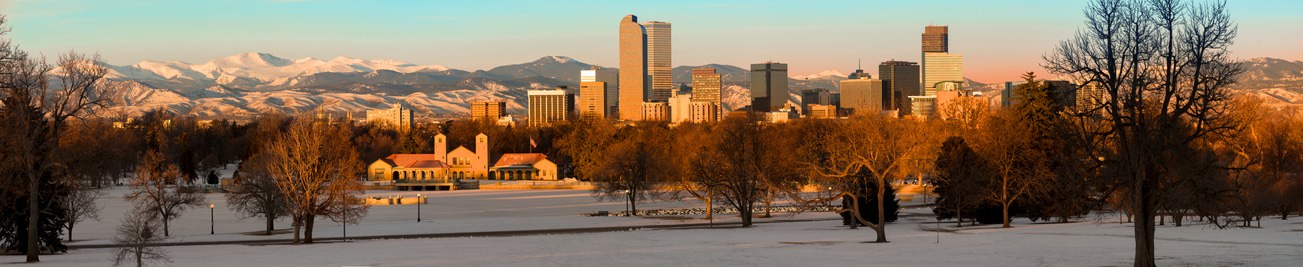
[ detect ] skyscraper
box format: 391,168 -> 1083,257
922,25 -> 949,53
880,60 -> 920,112
801,88 -> 831,115
921,25 -> 963,96
923,52 -> 963,95
580,67 -> 618,119
840,76 -> 886,115
528,88 -> 572,128
619,14 -> 647,120
691,67 -> 722,117
645,21 -> 672,102
469,101 -> 506,122
750,62 -> 788,112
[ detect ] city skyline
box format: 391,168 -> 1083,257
3,0 -> 1300,83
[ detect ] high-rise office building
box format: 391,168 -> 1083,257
922,25 -> 949,53
619,14 -> 647,120
921,25 -> 963,97
528,88 -> 572,128
691,67 -> 722,118
641,102 -> 669,122
470,101 -> 506,122
580,67 -> 618,119
840,76 -> 886,115
578,81 -> 606,120
880,60 -> 921,113
750,62 -> 788,112
645,21 -> 672,102
923,52 -> 963,96
801,88 -> 831,115
668,91 -> 694,124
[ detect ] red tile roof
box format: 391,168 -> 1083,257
384,154 -> 448,169
493,153 -> 548,167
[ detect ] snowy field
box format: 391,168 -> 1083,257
3,187 -> 1301,266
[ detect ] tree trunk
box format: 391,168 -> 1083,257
162,214 -> 171,237
875,182 -> 887,243
740,202 -> 753,227
1002,202 -> 1011,228
763,190 -> 773,218
292,216 -> 301,244
1133,177 -> 1157,267
705,189 -> 712,220
26,172 -> 40,262
304,215 -> 315,243
67,224 -> 73,242
265,215 -> 275,235
956,209 -> 963,227
136,247 -> 143,267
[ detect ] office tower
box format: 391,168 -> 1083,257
668,91 -> 694,124
641,102 -> 669,122
840,76 -> 886,115
691,67 -> 722,118
619,14 -> 647,120
580,67 -> 618,119
880,60 -> 921,112
801,88 -> 831,115
365,103 -> 413,131
922,52 -> 963,96
922,25 -> 949,53
578,81 -> 606,120
921,25 -> 963,96
750,62 -> 788,112
469,101 -> 506,122
528,88 -> 572,127
688,101 -> 720,123
645,21 -> 672,102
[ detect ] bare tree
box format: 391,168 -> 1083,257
801,114 -> 936,242
1044,0 -> 1243,265
125,150 -> 205,237
61,183 -> 102,242
586,123 -> 673,216
226,152 -> 288,235
263,117 -> 367,244
978,109 -> 1051,228
112,212 -> 170,267
684,116 -> 769,227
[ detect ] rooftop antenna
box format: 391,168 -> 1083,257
858,58 -> 862,70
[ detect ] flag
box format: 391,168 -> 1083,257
530,138 -> 537,148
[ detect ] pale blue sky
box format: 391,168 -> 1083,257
2,0 -> 1299,82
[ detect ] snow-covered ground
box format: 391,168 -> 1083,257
3,187 -> 1300,266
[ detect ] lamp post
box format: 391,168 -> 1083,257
209,203 -> 215,235
416,193 -> 422,222
623,189 -> 631,216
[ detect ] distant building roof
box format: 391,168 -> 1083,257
493,153 -> 548,167
383,154 -> 449,169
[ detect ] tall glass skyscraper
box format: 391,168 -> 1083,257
618,15 -> 647,120
645,21 -> 672,102
921,25 -> 963,96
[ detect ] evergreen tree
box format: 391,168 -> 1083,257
842,170 -> 900,226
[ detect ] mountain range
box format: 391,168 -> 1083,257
94,52 -> 1302,119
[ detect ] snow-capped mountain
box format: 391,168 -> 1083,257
95,53 -> 1301,119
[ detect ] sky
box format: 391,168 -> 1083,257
1,0 -> 1300,83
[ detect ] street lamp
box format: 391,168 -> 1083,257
416,194 -> 422,222
623,189 -> 631,216
209,203 -> 215,235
